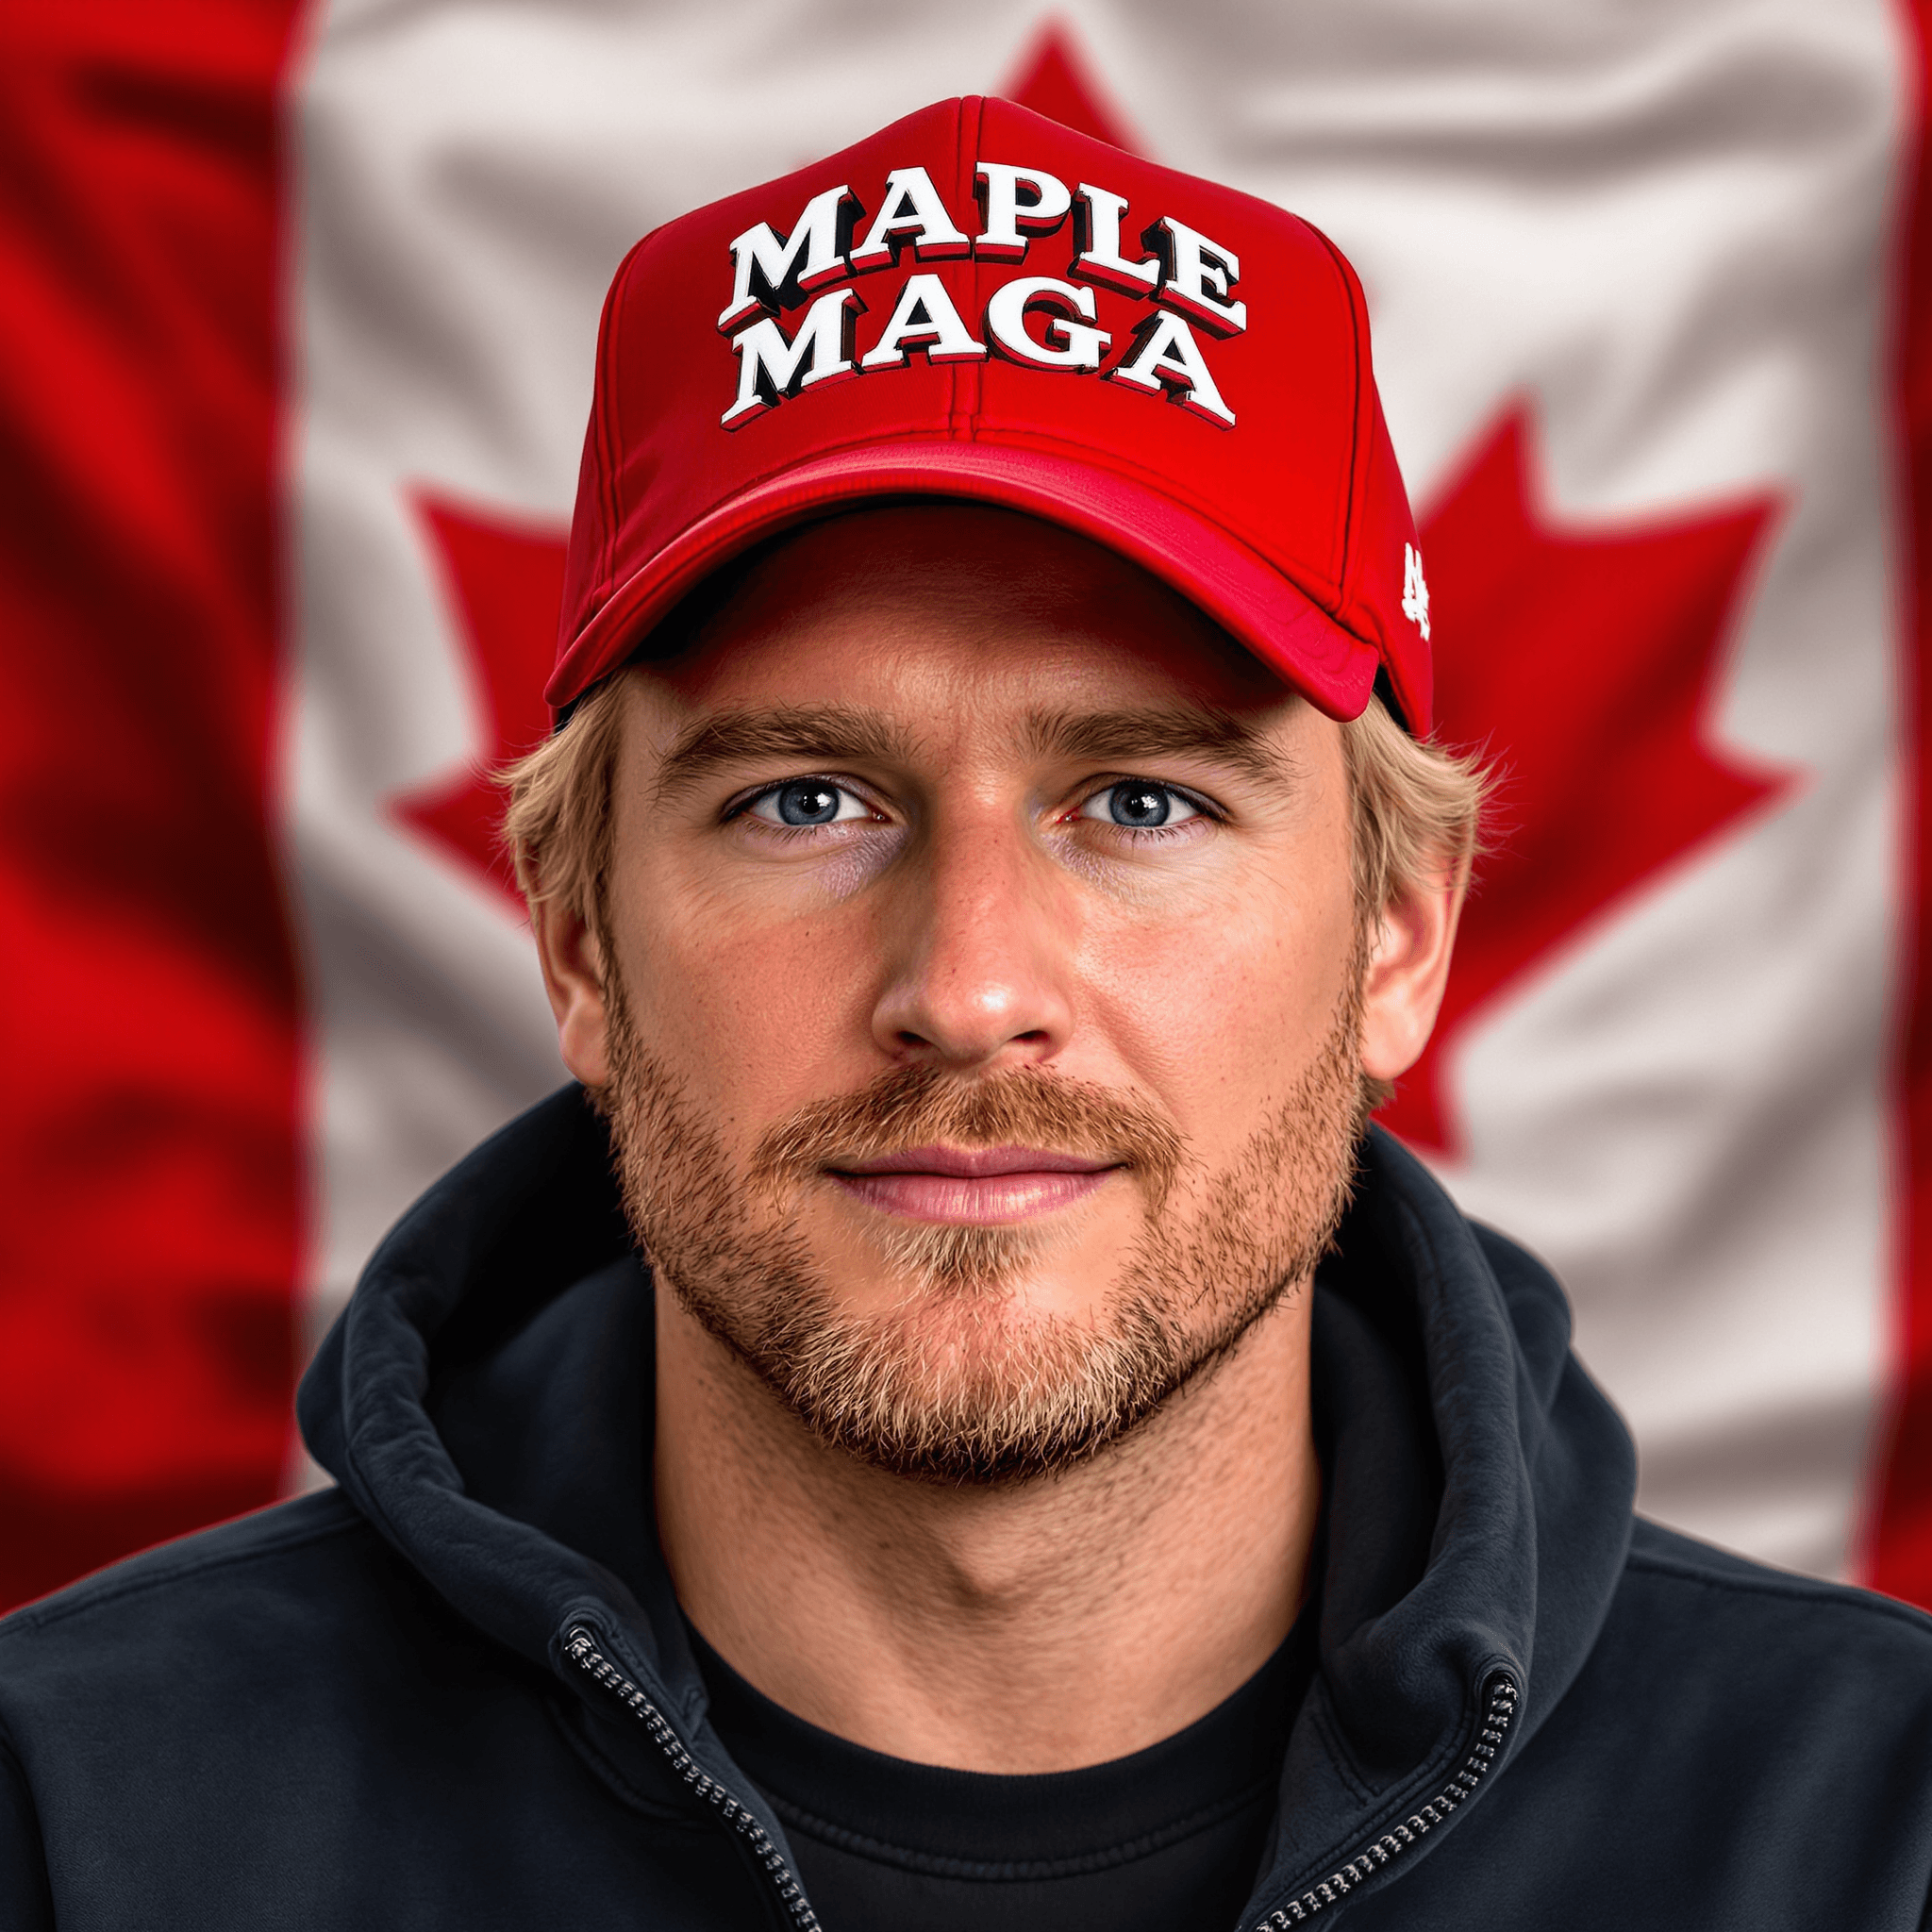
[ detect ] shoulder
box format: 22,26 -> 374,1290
0,1489 -> 461,1755
1618,1515 -> 1932,1653
1426,1522 -> 1932,1928
1566,1517 -> 1932,1768
0,1488 -> 375,1655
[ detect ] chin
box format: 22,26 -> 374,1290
817,1208 -> 1134,1317
767,1287 -> 1187,1488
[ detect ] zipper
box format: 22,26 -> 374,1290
563,1624 -> 823,1931
565,1614 -> 1511,1931
1251,1672 -> 1519,1927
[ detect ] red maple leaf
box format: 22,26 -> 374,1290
1378,408 -> 1791,1156
1002,18 -> 1143,151
390,491 -> 567,905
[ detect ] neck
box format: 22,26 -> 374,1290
652,1286 -> 1321,1774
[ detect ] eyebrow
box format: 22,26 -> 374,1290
1025,705 -> 1298,790
650,706 -> 919,806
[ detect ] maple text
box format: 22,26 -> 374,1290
718,165 -> 1244,432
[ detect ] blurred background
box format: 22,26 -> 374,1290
4,0 -> 1931,1614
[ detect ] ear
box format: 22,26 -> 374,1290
532,896 -> 613,1088
1359,857 -> 1468,1084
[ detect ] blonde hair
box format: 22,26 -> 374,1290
504,671 -> 631,935
1339,696 -> 1489,1109
1341,691 -> 1487,928
504,669 -> 1489,958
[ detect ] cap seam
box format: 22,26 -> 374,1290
680,414 -> 966,509
1306,222 -> 1373,625
953,93 -> 985,441
598,249 -> 642,611
568,231 -> 649,648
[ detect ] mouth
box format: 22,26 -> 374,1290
825,1144 -> 1124,1225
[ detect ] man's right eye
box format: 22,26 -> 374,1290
747,779 -> 873,827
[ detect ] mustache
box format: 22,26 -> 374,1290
749,1064 -> 1187,1207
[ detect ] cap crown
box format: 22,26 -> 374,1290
556,96 -> 1430,731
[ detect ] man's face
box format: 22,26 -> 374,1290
577,505 -> 1374,1483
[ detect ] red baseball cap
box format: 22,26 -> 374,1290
552,96 -> 1432,733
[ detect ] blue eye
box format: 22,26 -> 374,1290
749,780 -> 871,827
1077,781 -> 1201,828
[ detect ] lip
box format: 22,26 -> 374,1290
827,1145 -> 1122,1225
838,1144 -> 1116,1179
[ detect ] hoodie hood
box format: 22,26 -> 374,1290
298,1084 -> 1636,1919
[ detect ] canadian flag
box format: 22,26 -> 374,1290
3,0 -> 1930,1613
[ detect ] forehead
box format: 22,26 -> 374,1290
634,504 -> 1302,727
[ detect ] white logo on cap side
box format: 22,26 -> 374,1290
1403,543 -> 1431,641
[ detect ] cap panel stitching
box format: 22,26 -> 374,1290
598,245 -> 643,609
954,95 -> 985,440
966,94 -> 986,438
1306,223 -> 1373,620
567,232 -> 647,645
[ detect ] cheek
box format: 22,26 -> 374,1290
1081,845 -> 1358,1146
608,856 -> 879,1117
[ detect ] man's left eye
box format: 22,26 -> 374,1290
748,779 -> 873,827
1076,781 -> 1202,829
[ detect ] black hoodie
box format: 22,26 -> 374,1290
3,1085 -> 1931,1928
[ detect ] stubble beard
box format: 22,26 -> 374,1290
602,972 -> 1370,1488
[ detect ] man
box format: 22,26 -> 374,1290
4,95 -> 1930,1931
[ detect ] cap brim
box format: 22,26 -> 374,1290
545,441 -> 1380,720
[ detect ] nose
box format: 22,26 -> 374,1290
870,806 -> 1075,1072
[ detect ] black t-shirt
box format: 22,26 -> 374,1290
687,1607 -> 1316,1932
